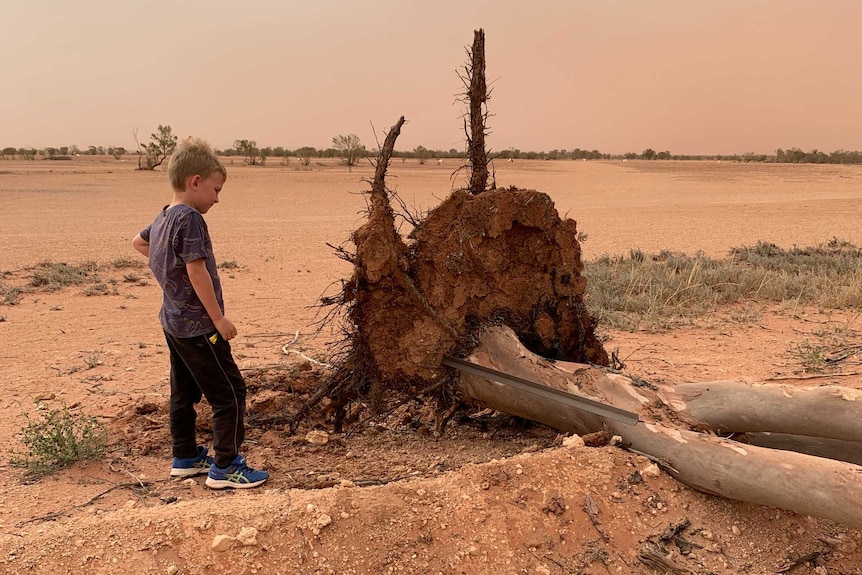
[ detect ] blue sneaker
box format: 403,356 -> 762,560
205,455 -> 269,489
170,445 -> 215,477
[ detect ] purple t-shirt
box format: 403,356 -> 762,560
140,204 -> 224,338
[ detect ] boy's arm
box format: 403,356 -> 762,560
186,258 -> 237,341
132,234 -> 149,257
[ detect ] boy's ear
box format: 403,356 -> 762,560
188,174 -> 201,190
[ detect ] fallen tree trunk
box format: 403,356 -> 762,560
456,325 -> 862,528
663,381 -> 862,442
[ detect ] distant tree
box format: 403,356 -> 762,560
19,148 -> 36,160
331,134 -> 366,169
108,146 -> 126,160
642,148 -> 656,160
414,145 -> 430,165
134,125 -> 177,170
69,145 -> 80,156
234,139 -> 264,165
623,152 -> 638,160
295,146 -> 317,165
88,146 -> 98,156
656,150 -> 671,160
43,147 -> 57,158
1,147 -> 16,160
58,146 -> 69,156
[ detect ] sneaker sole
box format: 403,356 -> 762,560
170,467 -> 210,478
205,476 -> 268,489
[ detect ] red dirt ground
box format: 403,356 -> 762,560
0,157 -> 861,574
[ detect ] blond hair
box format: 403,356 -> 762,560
168,137 -> 227,191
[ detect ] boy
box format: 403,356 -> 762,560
132,137 -> 268,489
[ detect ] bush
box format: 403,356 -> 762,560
10,404 -> 107,480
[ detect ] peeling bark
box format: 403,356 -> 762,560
455,326 -> 862,528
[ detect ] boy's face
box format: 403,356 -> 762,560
189,172 -> 225,214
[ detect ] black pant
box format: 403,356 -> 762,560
164,331 -> 246,468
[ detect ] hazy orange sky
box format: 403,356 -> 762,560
2,0 -> 861,155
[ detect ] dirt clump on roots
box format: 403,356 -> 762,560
339,186 -> 608,407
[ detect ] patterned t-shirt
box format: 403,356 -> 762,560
140,204 -> 224,338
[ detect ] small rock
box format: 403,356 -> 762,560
562,435 -> 585,448
609,435 -> 623,446
305,430 -> 329,445
701,530 -> 714,541
212,534 -> 236,552
166,565 -> 179,575
182,478 -> 196,487
237,527 -> 258,546
123,500 -> 137,509
33,393 -> 55,402
315,514 -> 333,529
641,463 -> 661,478
731,525 -> 741,536
536,565 -> 552,575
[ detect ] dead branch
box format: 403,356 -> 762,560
463,29 -> 489,195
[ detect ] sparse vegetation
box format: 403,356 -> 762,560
83,282 -> 110,296
28,261 -> 99,292
218,260 -> 240,270
332,134 -> 366,168
584,239 -> 862,330
234,139 -> 265,166
111,256 -> 143,269
83,351 -> 103,369
1,284 -> 23,305
133,124 -> 177,171
9,404 -> 107,480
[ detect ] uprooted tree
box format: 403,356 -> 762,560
300,29 -> 862,529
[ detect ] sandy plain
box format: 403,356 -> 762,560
0,157 -> 861,574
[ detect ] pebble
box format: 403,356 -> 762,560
212,535 -> 236,552
316,514 -> 333,529
731,525 -> 741,536
166,565 -> 179,575
305,430 -> 330,445
237,527 -> 259,546
641,464 -> 661,478
562,435 -> 585,448
182,479 -> 196,487
701,530 -> 714,541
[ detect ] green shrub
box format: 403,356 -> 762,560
10,405 -> 107,480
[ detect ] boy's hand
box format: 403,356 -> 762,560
214,317 -> 237,341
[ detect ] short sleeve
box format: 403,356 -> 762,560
139,225 -> 151,243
